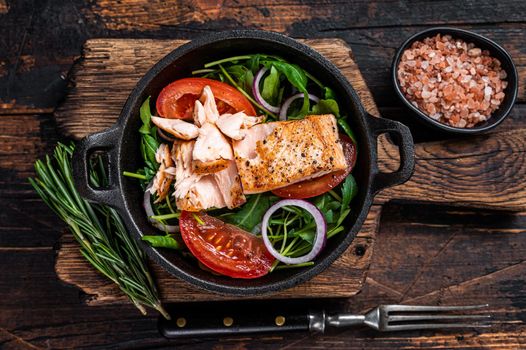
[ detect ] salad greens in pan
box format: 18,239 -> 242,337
124,54 -> 358,278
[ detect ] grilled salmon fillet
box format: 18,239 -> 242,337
232,114 -> 347,194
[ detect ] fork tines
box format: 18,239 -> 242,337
380,304 -> 492,331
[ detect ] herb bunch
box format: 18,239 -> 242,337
29,143 -> 169,319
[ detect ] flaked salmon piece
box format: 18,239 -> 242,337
216,112 -> 264,140
192,122 -> 233,174
233,114 -> 348,194
194,86 -> 219,127
213,160 -> 246,209
151,116 -> 199,140
176,176 -> 227,212
172,140 -> 226,211
149,143 -> 175,203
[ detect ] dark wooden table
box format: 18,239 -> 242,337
1,1 -> 525,349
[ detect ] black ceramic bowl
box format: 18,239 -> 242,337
72,30 -> 414,296
392,27 -> 518,134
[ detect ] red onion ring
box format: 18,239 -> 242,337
279,93 -> 320,121
252,67 -> 281,114
144,183 -> 179,233
261,199 -> 326,265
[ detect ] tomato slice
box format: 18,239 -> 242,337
179,211 -> 275,279
272,134 -> 357,199
156,78 -> 257,120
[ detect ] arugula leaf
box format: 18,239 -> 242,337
340,174 -> 358,214
142,235 -> 180,249
324,209 -> 336,224
225,194 -> 277,232
268,61 -> 308,92
313,192 -> 331,212
312,99 -> 340,117
337,118 -> 358,145
326,201 -> 341,211
324,87 -> 337,100
298,229 -> 316,244
336,208 -> 351,226
261,66 -> 280,104
264,60 -> 310,116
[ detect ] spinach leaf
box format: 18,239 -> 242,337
138,97 -> 160,176
312,99 -> 340,117
261,66 -> 280,104
249,54 -> 262,74
139,96 -> 152,126
143,134 -> 159,167
142,235 -> 180,249
226,65 -> 247,80
225,193 -> 277,232
243,70 -> 254,94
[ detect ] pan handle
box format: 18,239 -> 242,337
72,126 -> 125,209
366,115 -> 415,194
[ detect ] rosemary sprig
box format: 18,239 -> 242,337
29,143 -> 170,319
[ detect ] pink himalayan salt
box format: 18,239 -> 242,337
397,33 -> 507,128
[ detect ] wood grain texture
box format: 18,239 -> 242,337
376,128 -> 526,210
85,0 -> 526,33
54,38 -> 381,303
2,1 -> 526,348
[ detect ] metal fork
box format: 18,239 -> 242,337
310,304 -> 491,332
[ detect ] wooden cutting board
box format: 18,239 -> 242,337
53,38 -> 526,305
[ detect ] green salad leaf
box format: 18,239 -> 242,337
223,193 -> 277,232
324,86 -> 337,100
268,61 -> 308,92
142,235 -> 180,249
337,117 -> 358,145
312,99 -> 340,117
341,174 -> 358,213
261,66 -> 280,105
263,60 -> 310,116
138,97 -> 160,183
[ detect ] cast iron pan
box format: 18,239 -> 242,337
72,30 -> 415,296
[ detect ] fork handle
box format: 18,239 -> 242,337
326,314 -> 366,328
158,301 -> 312,338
